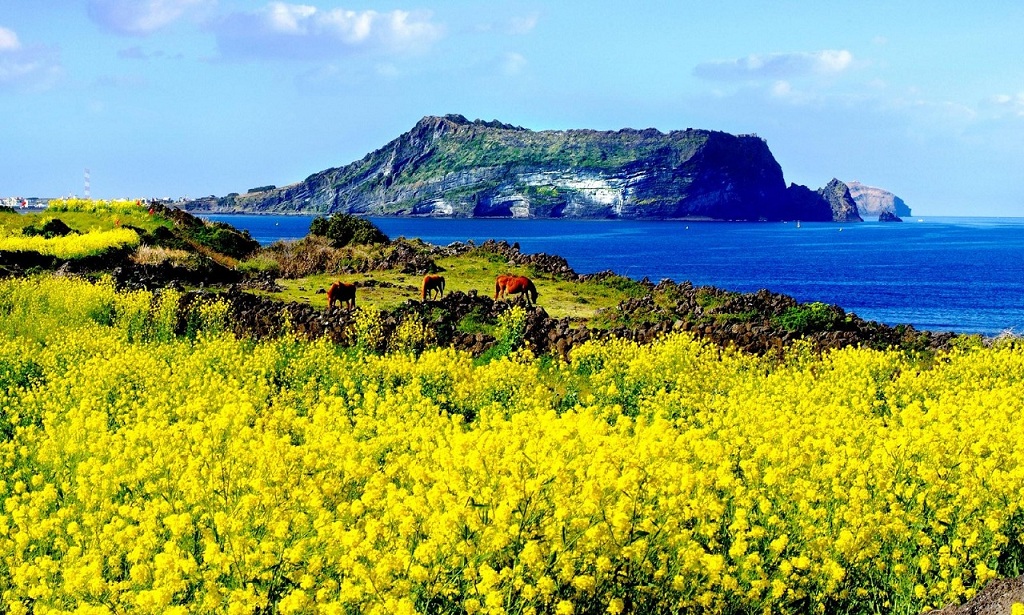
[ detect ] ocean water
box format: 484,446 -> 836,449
207,214 -> 1024,336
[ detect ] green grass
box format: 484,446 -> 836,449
257,251 -> 634,320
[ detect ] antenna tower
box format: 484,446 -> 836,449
84,168 -> 91,200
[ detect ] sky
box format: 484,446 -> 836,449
1,1 -> 1023,216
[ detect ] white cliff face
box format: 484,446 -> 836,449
518,170 -> 637,216
428,199 -> 454,215
847,181 -> 911,217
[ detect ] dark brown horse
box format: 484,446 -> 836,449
495,275 -> 538,305
421,274 -> 445,301
327,281 -> 357,310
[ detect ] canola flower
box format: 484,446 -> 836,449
0,228 -> 140,259
0,275 -> 1023,614
46,199 -> 148,215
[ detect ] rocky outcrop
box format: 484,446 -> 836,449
847,181 -> 912,219
878,210 -> 903,222
182,114 -> 854,222
782,178 -> 863,222
784,183 -> 836,222
819,178 -> 863,222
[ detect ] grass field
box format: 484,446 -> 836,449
262,251 -> 644,321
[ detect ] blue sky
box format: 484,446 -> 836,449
1,1 -> 1022,216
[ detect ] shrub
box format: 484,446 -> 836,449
773,301 -> 842,333
21,218 -> 76,239
186,221 -> 260,259
309,213 -> 389,248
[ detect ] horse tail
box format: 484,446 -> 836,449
421,276 -> 428,301
495,277 -> 502,300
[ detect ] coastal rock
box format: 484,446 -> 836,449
819,178 -> 863,223
783,178 -> 864,222
784,183 -> 834,222
182,114 -> 838,222
878,210 -> 903,222
847,180 -> 913,218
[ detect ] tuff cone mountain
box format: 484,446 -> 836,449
184,114 -> 863,222
847,181 -> 912,221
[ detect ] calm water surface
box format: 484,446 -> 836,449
207,214 -> 1024,335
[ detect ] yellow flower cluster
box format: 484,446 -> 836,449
46,199 -> 148,214
0,227 -> 140,259
1,275 -> 1022,614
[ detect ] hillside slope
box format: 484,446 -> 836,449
184,114 -> 853,222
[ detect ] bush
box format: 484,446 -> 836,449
773,301 -> 842,333
310,213 -> 389,248
186,222 -> 260,259
21,218 -> 76,239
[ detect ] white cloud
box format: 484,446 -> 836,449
770,80 -> 792,99
0,26 -> 20,51
87,0 -> 213,36
502,51 -> 527,76
695,49 -> 854,81
990,92 -> 1024,117
212,3 -> 444,60
0,27 -> 62,90
508,13 -> 539,35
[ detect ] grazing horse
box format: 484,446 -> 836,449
495,275 -> 539,305
494,274 -> 514,300
421,274 -> 445,301
327,281 -> 357,310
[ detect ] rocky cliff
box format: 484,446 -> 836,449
847,181 -> 912,220
819,178 -> 863,223
184,114 -> 858,222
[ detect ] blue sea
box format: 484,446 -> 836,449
206,214 -> 1024,336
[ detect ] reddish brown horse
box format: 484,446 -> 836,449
421,274 -> 445,301
495,274 -> 539,305
327,281 -> 357,310
494,274 -> 514,300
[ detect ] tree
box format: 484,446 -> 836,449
309,214 -> 389,248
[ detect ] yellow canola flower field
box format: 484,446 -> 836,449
0,228 -> 140,259
46,199 -> 148,215
1,276 -> 1023,615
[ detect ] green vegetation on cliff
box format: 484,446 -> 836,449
184,114 -> 839,221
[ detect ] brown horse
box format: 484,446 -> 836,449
495,275 -> 539,305
421,274 -> 445,301
494,274 -> 514,299
327,281 -> 357,310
